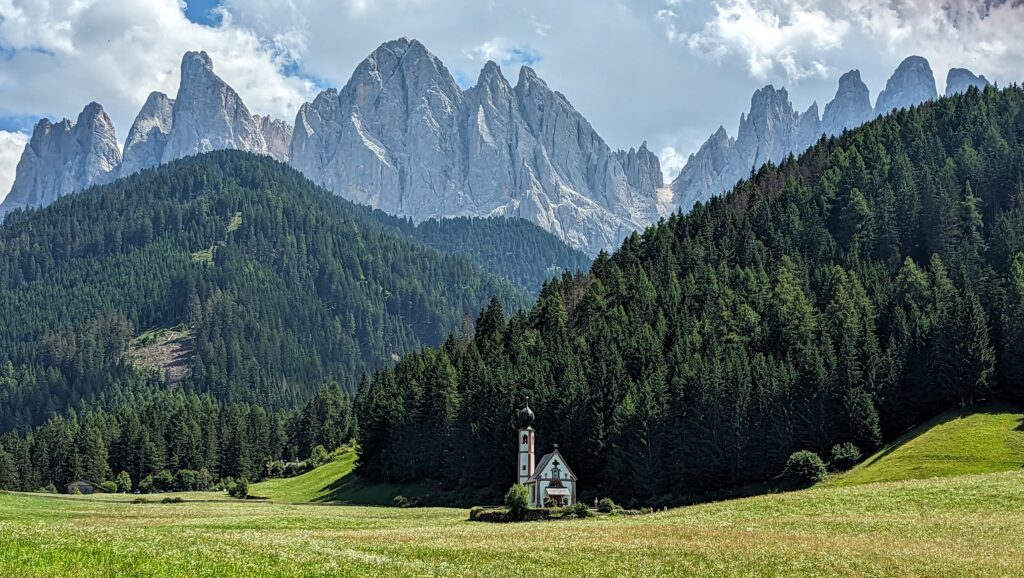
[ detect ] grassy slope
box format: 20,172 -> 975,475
827,402 -> 1024,487
3,471 -> 1024,576
250,449 -> 434,505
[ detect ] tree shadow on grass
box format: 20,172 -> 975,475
862,401 -> 1022,469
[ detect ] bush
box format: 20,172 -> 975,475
175,469 -> 199,491
100,481 -> 118,493
161,497 -> 184,504
563,503 -> 594,519
784,450 -> 828,484
227,477 -> 249,499
116,471 -> 132,493
504,484 -> 530,520
829,442 -> 863,472
596,497 -> 618,513
153,470 -> 175,492
42,483 -> 57,494
138,475 -> 155,493
309,445 -> 329,468
393,495 -> 409,508
131,497 -> 149,504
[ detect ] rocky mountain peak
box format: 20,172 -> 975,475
822,70 -> 872,136
0,102 -> 121,216
120,91 -> 175,176
945,68 -> 990,97
159,49 -> 267,163
875,56 -> 937,115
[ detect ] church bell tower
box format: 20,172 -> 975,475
517,402 -> 536,484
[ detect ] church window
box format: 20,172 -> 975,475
522,434 -> 528,444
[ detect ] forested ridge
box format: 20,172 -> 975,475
355,85 -> 1024,506
0,151 -> 528,431
403,217 -> 592,294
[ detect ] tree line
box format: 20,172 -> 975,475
0,383 -> 353,492
354,85 -> 1024,506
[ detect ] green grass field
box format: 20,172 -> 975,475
4,406 -> 1024,576
250,449 -> 434,505
2,471 -> 1024,576
827,402 -> 1024,487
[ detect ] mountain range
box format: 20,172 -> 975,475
669,56 -> 990,213
0,40 -> 995,254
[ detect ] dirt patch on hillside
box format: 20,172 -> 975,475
127,326 -> 194,383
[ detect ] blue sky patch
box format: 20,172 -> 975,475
183,0 -> 223,26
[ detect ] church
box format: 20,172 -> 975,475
517,403 -> 578,508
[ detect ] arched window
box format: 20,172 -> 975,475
521,434 -> 528,444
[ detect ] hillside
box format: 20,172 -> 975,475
360,211 -> 592,294
356,85 -> 1024,506
0,151 -> 526,430
407,217 -> 592,294
828,403 -> 1024,487
2,470 -> 1024,575
250,448 -> 434,505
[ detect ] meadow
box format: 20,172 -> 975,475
3,469 -> 1024,577
4,405 -> 1024,577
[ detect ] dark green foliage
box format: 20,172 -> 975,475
227,477 -> 249,499
829,443 -> 863,472
356,86 -> 1024,505
0,383 -> 354,491
100,481 -> 117,493
563,502 -> 595,518
504,484 -> 530,519
0,151 -> 525,431
784,451 -> 828,483
597,497 -> 618,513
405,217 -> 591,294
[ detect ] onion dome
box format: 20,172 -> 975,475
518,403 -> 535,427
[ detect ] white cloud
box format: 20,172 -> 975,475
0,131 -> 28,203
0,0 -> 1023,196
0,0 -> 315,139
659,146 -> 688,181
686,0 -> 849,81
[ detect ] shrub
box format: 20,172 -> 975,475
784,450 -> 828,484
309,445 -> 329,468
70,486 -> 82,495
138,475 -> 155,494
504,484 -> 530,520
153,470 -> 175,492
131,497 -> 149,504
563,503 -> 594,519
393,495 -> 409,508
161,497 -> 184,504
175,469 -> 199,491
227,477 -> 249,499
42,483 -> 57,494
100,481 -> 118,493
596,497 -> 618,513
829,443 -> 863,472
116,471 -> 132,493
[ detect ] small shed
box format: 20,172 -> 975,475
66,480 -> 106,495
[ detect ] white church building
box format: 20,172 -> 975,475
518,403 -> 578,508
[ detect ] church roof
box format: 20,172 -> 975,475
529,448 -> 577,482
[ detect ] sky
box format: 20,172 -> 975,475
1,0 -> 1023,200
